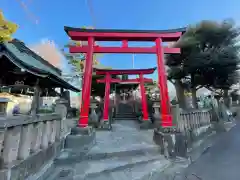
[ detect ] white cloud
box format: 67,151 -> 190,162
29,38 -> 64,70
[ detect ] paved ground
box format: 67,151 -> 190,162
48,120 -> 171,180
179,121 -> 240,180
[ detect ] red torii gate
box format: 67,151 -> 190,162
95,68 -> 155,122
64,27 -> 184,128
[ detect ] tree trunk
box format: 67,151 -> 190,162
223,89 -> 230,108
190,74 -> 197,109
174,80 -> 187,109
191,87 -> 197,109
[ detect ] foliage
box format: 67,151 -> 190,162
62,40 -> 100,74
0,11 -> 18,42
166,20 -> 240,108
122,75 -> 128,80
167,19 -> 240,91
38,109 -> 54,114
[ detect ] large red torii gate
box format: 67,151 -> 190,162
95,68 -> 155,122
64,27 -> 184,128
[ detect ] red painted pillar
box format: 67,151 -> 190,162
139,74 -> 149,120
103,73 -> 111,121
156,37 -> 172,127
79,37 -> 94,127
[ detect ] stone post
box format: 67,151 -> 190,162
41,122 -> 49,149
3,126 -> 21,164
18,124 -> 33,159
55,98 -> 68,138
0,130 -> 4,156
153,101 -> 161,127
89,100 -> 99,128
31,122 -> 43,153
49,120 -> 57,144
171,104 -> 180,127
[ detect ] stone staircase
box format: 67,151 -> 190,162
45,121 -> 171,180
114,103 -> 138,121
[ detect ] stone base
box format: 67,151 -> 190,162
153,128 -> 187,158
88,120 -> 100,128
139,119 -> 152,129
65,126 -> 96,151
89,113 -> 101,128
70,126 -> 94,135
153,120 -> 161,128
98,120 -> 112,130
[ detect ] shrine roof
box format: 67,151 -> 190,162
64,26 -> 186,42
94,67 -> 156,75
0,39 -> 80,92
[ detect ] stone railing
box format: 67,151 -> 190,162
0,113 -> 66,180
171,105 -> 212,135
153,105 -> 213,158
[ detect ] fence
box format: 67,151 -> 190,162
171,105 -> 212,138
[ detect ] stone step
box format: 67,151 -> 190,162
116,112 -> 134,114
55,145 -> 161,165
47,120 -> 166,180
48,153 -> 170,180
73,154 -> 170,180
44,168 -> 74,180
114,116 -> 137,119
113,118 -> 138,121
114,115 -> 137,117
115,114 -> 135,116
114,114 -> 137,116
87,145 -> 161,160
81,160 -> 171,180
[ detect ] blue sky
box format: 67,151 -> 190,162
2,0 -> 240,85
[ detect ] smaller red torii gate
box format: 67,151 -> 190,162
96,69 -> 154,122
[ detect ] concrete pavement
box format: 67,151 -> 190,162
179,121 -> 240,180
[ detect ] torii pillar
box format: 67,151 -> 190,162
102,73 -> 111,122
139,73 -> 149,121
